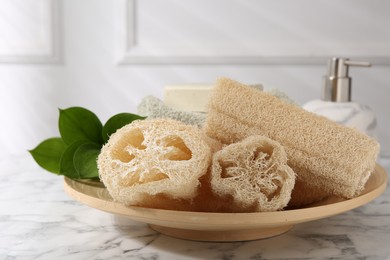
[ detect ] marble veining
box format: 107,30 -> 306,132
1,154 -> 389,260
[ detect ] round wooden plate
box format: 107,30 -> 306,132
64,164 -> 387,242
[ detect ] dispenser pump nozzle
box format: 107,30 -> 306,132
323,57 -> 371,102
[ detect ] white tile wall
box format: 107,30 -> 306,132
0,0 -> 389,156
0,0 -> 60,63
119,0 -> 390,65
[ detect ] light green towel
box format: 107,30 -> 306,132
137,96 -> 206,128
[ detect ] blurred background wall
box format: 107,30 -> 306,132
0,0 -> 389,156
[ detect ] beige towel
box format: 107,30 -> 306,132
204,78 -> 379,200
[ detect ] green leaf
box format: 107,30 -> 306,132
59,140 -> 89,179
59,107 -> 103,145
102,113 -> 145,143
29,138 -> 67,174
73,143 -> 101,179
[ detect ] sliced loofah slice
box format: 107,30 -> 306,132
204,78 -> 380,201
98,118 -> 220,209
210,135 -> 296,212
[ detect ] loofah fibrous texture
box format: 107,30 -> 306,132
210,135 -> 296,212
204,78 -> 380,201
98,118 -> 218,208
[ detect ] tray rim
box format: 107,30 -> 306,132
63,164 -> 388,231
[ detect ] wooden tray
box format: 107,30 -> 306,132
64,164 -> 387,242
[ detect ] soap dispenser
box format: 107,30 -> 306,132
303,57 -> 377,138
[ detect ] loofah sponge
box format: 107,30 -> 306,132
136,90 -> 294,129
209,135 -> 296,212
98,118 -> 220,209
288,179 -> 330,208
137,96 -> 206,128
204,78 -> 380,201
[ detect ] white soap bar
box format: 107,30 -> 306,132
164,84 -> 214,112
164,83 -> 263,112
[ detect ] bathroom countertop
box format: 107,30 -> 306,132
1,154 -> 389,260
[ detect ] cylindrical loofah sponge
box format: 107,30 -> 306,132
204,78 -> 380,201
98,118 -> 219,209
210,135 -> 296,212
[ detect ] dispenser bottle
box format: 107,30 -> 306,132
303,57 -> 377,138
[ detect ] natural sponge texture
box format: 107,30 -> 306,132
98,118 -> 218,208
137,95 -> 206,128
204,78 -> 380,200
288,179 -> 330,208
210,135 -> 296,212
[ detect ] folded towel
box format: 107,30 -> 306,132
137,96 -> 206,128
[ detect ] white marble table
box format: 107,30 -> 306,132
1,154 -> 389,260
